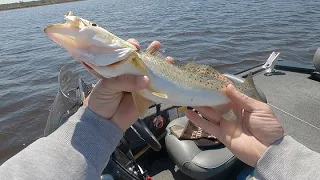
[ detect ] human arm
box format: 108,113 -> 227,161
0,39 -> 173,180
186,84 -> 320,179
256,136 -> 320,179
0,106 -> 123,180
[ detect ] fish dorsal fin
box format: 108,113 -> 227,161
145,48 -> 160,56
181,61 -> 233,84
145,47 -> 165,58
144,47 -> 170,64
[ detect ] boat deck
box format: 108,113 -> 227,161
240,61 -> 320,153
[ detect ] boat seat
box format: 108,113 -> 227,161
313,47 -> 320,72
165,116 -> 236,180
165,74 -> 267,180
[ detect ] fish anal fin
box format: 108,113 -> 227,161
152,91 -> 168,99
132,91 -> 152,118
221,109 -> 238,121
212,104 -> 238,121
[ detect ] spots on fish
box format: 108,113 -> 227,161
142,53 -> 234,92
181,61 -> 233,85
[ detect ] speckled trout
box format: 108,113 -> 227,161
44,11 -> 262,120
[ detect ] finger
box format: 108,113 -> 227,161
226,84 -> 257,111
127,38 -> 140,51
165,56 -> 174,64
108,75 -> 149,92
186,110 -> 221,138
111,93 -> 138,130
192,106 -> 222,124
146,40 -> 161,54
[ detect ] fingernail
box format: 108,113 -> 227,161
228,84 -> 236,91
127,38 -> 140,51
165,56 -> 174,64
137,76 -> 149,89
151,41 -> 161,49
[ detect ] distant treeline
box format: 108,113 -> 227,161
0,0 -> 85,11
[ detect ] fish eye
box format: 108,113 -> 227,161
87,21 -> 99,27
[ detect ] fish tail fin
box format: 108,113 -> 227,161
213,72 -> 263,121
237,72 -> 263,102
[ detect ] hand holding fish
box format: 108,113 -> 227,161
186,84 -> 285,167
45,12 -> 284,164
83,39 -> 174,132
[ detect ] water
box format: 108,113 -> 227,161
0,0 -> 319,164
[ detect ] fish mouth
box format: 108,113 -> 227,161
44,12 -> 91,49
44,23 -> 130,68
44,23 -> 86,49
44,11 -> 139,79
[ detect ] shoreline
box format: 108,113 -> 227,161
0,0 -> 85,11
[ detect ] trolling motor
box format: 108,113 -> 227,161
44,65 -> 93,136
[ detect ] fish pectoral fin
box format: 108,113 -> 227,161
132,91 -> 152,118
152,91 -> 168,98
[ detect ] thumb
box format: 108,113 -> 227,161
226,84 -> 256,111
107,75 -> 149,92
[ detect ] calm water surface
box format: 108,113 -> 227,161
0,0 -> 319,164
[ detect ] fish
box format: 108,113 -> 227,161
44,11 -> 262,120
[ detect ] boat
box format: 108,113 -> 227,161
44,48 -> 320,180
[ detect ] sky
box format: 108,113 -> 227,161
1,0 -> 34,4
